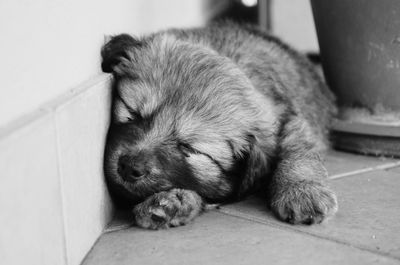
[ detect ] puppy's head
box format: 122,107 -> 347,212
102,33 -> 276,204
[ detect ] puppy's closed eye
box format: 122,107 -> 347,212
178,142 -> 229,175
178,142 -> 199,157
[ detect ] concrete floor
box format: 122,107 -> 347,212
82,150 -> 400,265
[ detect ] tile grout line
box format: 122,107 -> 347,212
41,74 -> 111,113
53,75 -> 114,265
0,74 -> 111,141
216,207 -> 400,262
52,112 -> 70,265
329,161 -> 400,180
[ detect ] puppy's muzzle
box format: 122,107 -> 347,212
118,154 -> 149,182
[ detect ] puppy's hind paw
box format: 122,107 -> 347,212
270,180 -> 338,225
133,189 -> 204,229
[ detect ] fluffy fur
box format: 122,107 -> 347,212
101,21 -> 338,229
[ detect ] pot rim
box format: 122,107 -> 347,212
332,119 -> 400,137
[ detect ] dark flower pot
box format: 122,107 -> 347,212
311,0 -> 400,157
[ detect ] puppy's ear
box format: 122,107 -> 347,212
101,34 -> 143,75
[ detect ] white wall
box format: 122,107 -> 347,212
271,0 -> 319,52
0,0 -> 209,127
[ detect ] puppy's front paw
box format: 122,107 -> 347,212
133,189 -> 204,229
270,180 -> 338,225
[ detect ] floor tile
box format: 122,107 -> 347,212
325,150 -> 398,178
0,113 -> 66,265
388,166 -> 400,174
220,170 -> 400,259
83,211 -> 397,265
54,77 -> 114,265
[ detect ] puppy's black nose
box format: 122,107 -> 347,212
118,155 -> 146,182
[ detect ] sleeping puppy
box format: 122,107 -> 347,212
101,21 -> 338,229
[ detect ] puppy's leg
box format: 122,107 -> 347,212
133,189 -> 204,229
268,115 -> 338,224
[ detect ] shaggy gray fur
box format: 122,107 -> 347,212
101,21 -> 338,229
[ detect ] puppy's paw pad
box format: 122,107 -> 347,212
133,189 -> 203,229
271,180 -> 338,225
